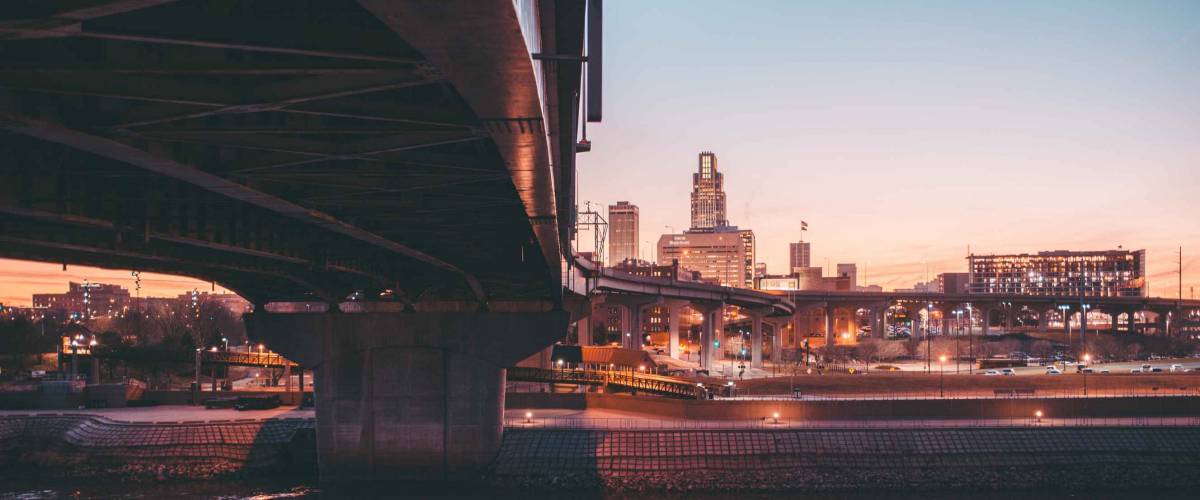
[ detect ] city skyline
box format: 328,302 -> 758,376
574,0 -> 1199,296
1,0 -> 1198,304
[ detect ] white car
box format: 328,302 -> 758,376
984,370 -> 1000,376
1099,368 -> 1110,374
1001,368 -> 1016,376
1045,367 -> 1063,375
1130,368 -> 1142,374
1170,364 -> 1185,373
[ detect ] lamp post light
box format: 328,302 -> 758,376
1080,303 -> 1092,346
938,355 -> 947,398
1058,304 -> 1072,347
221,337 -> 228,351
1082,353 -> 1092,396
925,303 -> 934,374
954,309 -> 962,374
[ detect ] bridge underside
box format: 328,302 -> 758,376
1,0 -> 591,483
0,0 -> 571,305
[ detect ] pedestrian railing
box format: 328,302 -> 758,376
507,367 -> 713,399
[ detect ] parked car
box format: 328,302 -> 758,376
1045,367 -> 1063,375
1080,367 -> 1094,373
1001,368 -> 1016,376
1169,364 -> 1185,373
1141,364 -> 1153,371
1130,368 -> 1143,374
984,370 -> 1000,376
1099,368 -> 1110,374
1150,367 -> 1164,373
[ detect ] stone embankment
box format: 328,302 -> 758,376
0,414 -> 316,481
493,427 -> 1200,493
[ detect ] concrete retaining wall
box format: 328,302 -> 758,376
509,392 -> 1200,420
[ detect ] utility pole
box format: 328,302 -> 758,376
1178,247 -> 1183,337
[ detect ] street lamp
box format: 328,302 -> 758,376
1082,353 -> 1092,396
221,337 -> 228,351
938,355 -> 947,398
1058,304 -> 1071,346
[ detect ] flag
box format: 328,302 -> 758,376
801,221 -> 808,231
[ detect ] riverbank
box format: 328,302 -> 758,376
0,412 -> 316,482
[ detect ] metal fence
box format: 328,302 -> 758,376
504,415 -> 1200,430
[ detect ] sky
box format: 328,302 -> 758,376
575,0 -> 1200,296
1,1 -> 1197,306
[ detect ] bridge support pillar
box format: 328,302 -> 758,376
750,313 -> 764,369
981,308 -> 992,336
1038,309 -> 1050,332
246,311 -> 567,483
694,302 -> 724,372
871,303 -> 888,339
766,319 -> 785,365
665,300 -> 688,360
824,304 -> 835,347
1128,311 -> 1138,334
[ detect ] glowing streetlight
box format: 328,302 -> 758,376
1082,353 -> 1092,396
772,411 -> 780,424
938,355 -> 948,397
1035,410 -> 1043,423
524,411 -> 533,424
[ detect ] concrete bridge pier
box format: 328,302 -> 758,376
694,302 -> 725,372
824,304 -> 836,347
665,299 -> 688,359
603,296 -> 660,350
246,310 -> 567,483
765,318 -> 786,364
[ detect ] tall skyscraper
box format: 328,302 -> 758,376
789,241 -> 811,271
607,201 -> 639,265
690,151 -> 728,230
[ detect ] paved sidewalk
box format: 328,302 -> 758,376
504,408 -> 1200,429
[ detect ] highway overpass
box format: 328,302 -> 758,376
0,0 -> 597,482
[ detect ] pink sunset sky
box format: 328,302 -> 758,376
1,1 -> 1197,306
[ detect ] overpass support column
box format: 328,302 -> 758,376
603,296 -> 660,350
246,311 -> 567,483
665,300 -> 688,360
824,304 -> 836,347
1005,308 -> 1015,330
748,312 -> 765,369
694,302 -> 724,372
981,307 -> 992,336
1128,311 -> 1138,334
766,318 -> 785,364
872,302 -> 888,339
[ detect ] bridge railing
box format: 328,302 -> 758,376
507,366 -> 707,398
